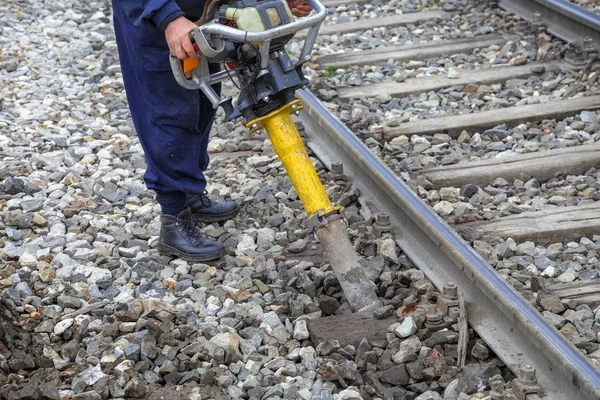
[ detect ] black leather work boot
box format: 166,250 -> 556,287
157,209 -> 226,261
186,192 -> 240,223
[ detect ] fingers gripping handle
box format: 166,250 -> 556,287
169,29 -> 225,85
169,30 -> 228,107
192,31 -> 224,58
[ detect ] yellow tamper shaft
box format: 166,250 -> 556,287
260,104 -> 334,217
248,101 -> 381,312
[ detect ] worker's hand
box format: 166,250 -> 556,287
165,16 -> 198,60
290,0 -> 313,17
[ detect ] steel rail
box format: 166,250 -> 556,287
499,0 -> 600,50
296,89 -> 600,400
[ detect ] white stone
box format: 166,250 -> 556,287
557,268 -> 577,283
548,195 -> 568,206
74,314 -> 90,326
79,364 -> 107,386
337,388 -> 363,400
210,332 -> 240,355
247,155 -> 272,167
19,253 -> 38,268
114,288 -> 135,303
390,135 -> 409,146
541,266 -> 558,278
236,235 -> 257,255
447,68 -> 460,79
415,391 -> 443,400
580,111 -> 598,123
257,227 -> 276,250
114,360 -> 135,376
394,316 -> 417,338
89,218 -> 109,230
262,311 -> 284,329
433,201 -> 454,216
299,346 -> 316,361
207,138 -> 226,153
516,241 -> 536,256
375,236 -> 399,264
53,318 -> 74,335
88,267 -> 112,284
101,353 -> 118,365
400,335 -> 422,353
525,264 -> 539,275
43,347 -> 68,370
293,319 -> 310,340
443,379 -> 460,399
439,187 -> 460,202
175,265 -> 190,276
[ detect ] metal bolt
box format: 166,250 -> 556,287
518,365 -> 536,384
437,281 -> 460,318
251,123 -> 258,130
331,161 -> 343,173
427,313 -> 441,323
517,21 -> 529,34
425,288 -> 437,303
531,12 -> 546,34
512,365 -> 540,400
376,213 -> 390,225
372,212 -> 392,237
292,104 -> 298,110
517,21 -> 535,40
294,110 -> 300,116
583,37 -> 595,54
327,161 -> 345,182
425,313 -> 444,330
447,306 -> 460,322
565,47 -> 587,68
263,96 -> 270,103
443,282 -> 458,300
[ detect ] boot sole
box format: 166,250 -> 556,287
157,242 -> 226,262
194,208 -> 240,223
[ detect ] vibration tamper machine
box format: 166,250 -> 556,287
170,0 -> 381,312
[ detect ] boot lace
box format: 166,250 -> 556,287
198,191 -> 212,207
191,192 -> 213,224
176,208 -> 204,242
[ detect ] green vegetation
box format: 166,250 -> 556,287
321,65 -> 336,77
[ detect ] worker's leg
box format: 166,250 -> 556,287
112,2 -> 219,211
112,1 -> 224,260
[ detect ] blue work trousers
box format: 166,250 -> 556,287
112,1 -> 219,198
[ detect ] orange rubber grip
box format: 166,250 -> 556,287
183,58 -> 199,73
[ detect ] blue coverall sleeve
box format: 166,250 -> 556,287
114,0 -> 185,30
